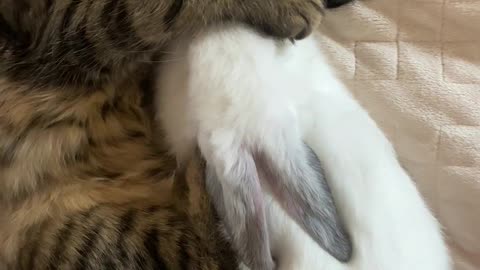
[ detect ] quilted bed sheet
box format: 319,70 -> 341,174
316,0 -> 480,268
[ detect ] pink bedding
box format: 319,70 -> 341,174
316,0 -> 480,268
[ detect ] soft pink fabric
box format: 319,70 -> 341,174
316,0 -> 480,268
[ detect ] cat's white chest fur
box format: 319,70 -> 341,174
155,25 -> 451,270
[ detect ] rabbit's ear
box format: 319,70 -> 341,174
256,143 -> 353,262
205,153 -> 275,270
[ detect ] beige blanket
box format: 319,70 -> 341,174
316,0 -> 480,268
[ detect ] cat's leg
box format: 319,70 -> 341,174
119,0 -> 326,44
0,0 -> 325,87
178,0 -> 326,40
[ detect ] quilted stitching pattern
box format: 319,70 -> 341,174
317,0 -> 480,268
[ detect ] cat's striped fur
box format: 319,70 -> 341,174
0,78 -> 238,270
0,0 -> 324,87
8,150 -> 237,270
0,0 -> 326,268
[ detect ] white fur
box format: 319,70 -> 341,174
154,25 -> 451,270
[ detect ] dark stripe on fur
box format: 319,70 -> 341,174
59,0 -> 80,39
145,166 -> 173,179
0,140 -> 17,167
126,129 -> 147,140
44,117 -> 86,129
34,0 -> 55,46
164,0 -> 184,30
113,0 -> 137,49
45,219 -> 76,269
178,234 -> 190,270
101,0 -> 149,51
100,0 -> 118,31
132,247 -> 150,270
18,220 -> 50,270
46,207 -> 99,269
72,219 -> 104,270
324,0 -> 354,8
102,256 -> 117,270
0,15 -> 19,42
100,96 -> 121,120
73,18 -> 100,69
116,209 -> 138,266
56,0 -> 102,85
1,113 -> 84,167
144,228 -> 168,270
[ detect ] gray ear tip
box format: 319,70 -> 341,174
310,225 -> 354,263
336,245 -> 353,263
330,232 -> 353,263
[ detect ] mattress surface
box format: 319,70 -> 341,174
317,0 -> 480,268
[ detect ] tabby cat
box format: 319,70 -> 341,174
0,0 -> 331,269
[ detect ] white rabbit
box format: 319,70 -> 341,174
154,25 -> 451,270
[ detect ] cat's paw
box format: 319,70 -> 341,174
245,0 -> 324,40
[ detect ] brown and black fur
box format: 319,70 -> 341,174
0,78 -> 239,270
4,147 -> 238,270
0,0 -> 326,88
0,0 -> 329,269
